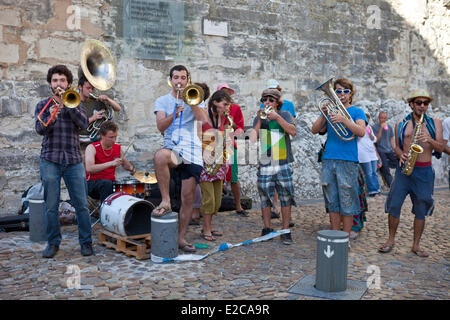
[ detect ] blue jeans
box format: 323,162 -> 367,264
40,158 -> 92,247
360,161 -> 381,195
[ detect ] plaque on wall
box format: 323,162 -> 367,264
123,0 -> 184,60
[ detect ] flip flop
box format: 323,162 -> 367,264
201,234 -> 216,241
350,231 -> 360,240
201,229 -> 223,237
152,204 -> 171,217
179,243 -> 196,253
378,243 -> 394,253
411,249 -> 429,258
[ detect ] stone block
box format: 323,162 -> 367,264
0,8 -> 21,27
0,96 -> 23,116
0,43 -> 19,64
38,38 -> 81,63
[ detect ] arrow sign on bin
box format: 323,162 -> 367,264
324,245 -> 334,258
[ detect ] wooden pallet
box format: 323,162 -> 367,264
98,229 -> 151,260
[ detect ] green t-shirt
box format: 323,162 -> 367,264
252,110 -> 295,167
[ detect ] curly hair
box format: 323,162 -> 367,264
47,65 -> 73,85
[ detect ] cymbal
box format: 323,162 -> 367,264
134,171 -> 157,184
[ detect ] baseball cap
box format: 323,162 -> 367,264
266,79 -> 280,89
216,83 -> 235,95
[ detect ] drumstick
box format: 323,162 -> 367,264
122,135 -> 136,158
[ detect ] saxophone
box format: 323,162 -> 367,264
401,113 -> 424,176
204,113 -> 234,176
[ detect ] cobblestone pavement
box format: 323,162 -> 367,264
0,188 -> 448,300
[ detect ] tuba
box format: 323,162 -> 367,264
316,78 -> 356,141
401,113 -> 424,176
80,39 -> 117,140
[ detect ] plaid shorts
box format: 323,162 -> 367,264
257,163 -> 296,208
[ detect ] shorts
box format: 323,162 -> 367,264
173,163 -> 203,184
385,166 -> 435,220
257,163 -> 296,208
321,159 -> 360,216
200,180 -> 223,215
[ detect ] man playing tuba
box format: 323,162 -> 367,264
311,78 -> 367,238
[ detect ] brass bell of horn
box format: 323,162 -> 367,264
80,39 -> 116,91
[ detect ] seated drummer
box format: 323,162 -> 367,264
85,121 -> 136,203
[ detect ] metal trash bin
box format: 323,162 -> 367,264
315,230 -> 349,292
29,198 -> 46,242
151,211 -> 178,263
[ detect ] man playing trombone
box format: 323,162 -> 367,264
152,65 -> 207,253
311,78 -> 366,238
35,65 -> 93,258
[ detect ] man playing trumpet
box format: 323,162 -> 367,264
250,89 -> 297,245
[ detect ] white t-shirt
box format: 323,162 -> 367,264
154,93 -> 206,166
443,117 -> 450,160
357,125 -> 378,163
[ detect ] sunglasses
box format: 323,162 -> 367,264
335,89 -> 351,94
414,100 -> 430,106
260,97 -> 277,103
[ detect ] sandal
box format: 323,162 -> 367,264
179,243 -> 196,253
201,229 -> 222,237
411,249 -> 429,258
378,243 -> 394,253
201,234 -> 216,241
189,218 -> 200,226
152,203 -> 171,217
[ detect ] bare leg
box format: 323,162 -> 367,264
261,206 -> 271,229
273,190 -> 280,214
329,212 -> 341,230
379,214 -> 399,251
341,215 -> 353,236
153,149 -> 177,213
280,206 -> 291,229
178,177 -> 197,247
411,218 -> 428,256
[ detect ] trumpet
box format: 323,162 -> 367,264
316,78 -> 355,141
260,105 -> 274,120
37,86 -> 80,127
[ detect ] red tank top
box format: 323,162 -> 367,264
86,142 -> 121,181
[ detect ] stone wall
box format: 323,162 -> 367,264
0,0 -> 449,216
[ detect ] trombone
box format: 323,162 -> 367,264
168,75 -> 204,140
37,86 -> 80,127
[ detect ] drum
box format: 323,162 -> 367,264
100,192 -> 155,236
113,177 -> 146,197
